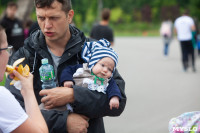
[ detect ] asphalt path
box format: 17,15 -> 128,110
104,37 -> 200,133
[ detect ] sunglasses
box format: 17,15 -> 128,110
0,45 -> 13,55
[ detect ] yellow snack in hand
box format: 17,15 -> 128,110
5,58 -> 30,85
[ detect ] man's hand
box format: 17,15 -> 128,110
39,87 -> 74,109
67,113 -> 89,133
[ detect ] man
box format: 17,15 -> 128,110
174,10 -> 196,72
90,8 -> 114,46
5,0 -> 126,133
0,2 -> 24,52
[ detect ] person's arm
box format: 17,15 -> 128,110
191,25 -> 196,31
12,71 -> 48,133
173,27 -> 177,37
6,47 -> 88,133
110,28 -> 114,46
106,78 -> 122,100
5,47 -> 29,108
106,78 -> 122,110
66,113 -> 89,133
59,64 -> 83,86
40,69 -> 126,119
72,69 -> 126,118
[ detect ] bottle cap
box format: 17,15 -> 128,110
41,58 -> 48,64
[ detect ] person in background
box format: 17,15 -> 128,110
28,21 -> 40,36
174,10 -> 196,72
0,26 -> 48,133
160,20 -> 173,56
24,20 -> 33,39
90,8 -> 114,46
0,2 -> 24,53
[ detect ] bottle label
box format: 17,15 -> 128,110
40,70 -> 55,81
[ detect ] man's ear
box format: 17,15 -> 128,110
67,10 -> 74,24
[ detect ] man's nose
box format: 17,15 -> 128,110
44,19 -> 52,29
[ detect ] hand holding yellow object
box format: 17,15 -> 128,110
5,58 -> 30,85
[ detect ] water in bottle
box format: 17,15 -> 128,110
39,58 -> 56,89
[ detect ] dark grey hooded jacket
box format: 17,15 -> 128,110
5,25 -> 126,133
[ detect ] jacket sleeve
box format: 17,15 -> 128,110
72,69 -> 126,119
107,78 -> 122,100
59,64 -> 82,86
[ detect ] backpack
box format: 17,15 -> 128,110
160,22 -> 172,37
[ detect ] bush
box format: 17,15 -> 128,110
0,75 -> 6,86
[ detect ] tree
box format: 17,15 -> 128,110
16,0 -> 34,23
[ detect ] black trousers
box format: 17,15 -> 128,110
180,40 -> 195,69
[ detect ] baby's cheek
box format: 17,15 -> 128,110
108,72 -> 112,78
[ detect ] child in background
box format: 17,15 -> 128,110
60,39 -> 122,111
160,20 -> 173,56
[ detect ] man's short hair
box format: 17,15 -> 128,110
7,2 -> 18,8
101,8 -> 110,21
34,0 -> 72,14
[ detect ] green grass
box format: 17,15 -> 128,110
81,22 -> 161,37
0,75 -> 6,86
115,30 -> 159,36
112,22 -> 160,37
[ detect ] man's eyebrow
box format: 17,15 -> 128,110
37,15 -> 60,17
37,15 -> 43,17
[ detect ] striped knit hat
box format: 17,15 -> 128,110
81,39 -> 118,73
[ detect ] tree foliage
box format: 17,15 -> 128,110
1,0 -> 200,28
71,0 -> 200,29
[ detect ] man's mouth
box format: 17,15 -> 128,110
45,32 -> 54,37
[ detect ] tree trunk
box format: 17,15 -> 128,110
16,0 -> 34,23
97,0 -> 103,21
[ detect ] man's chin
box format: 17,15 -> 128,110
45,36 -> 57,42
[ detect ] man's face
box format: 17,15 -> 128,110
36,1 -> 74,43
6,6 -> 17,19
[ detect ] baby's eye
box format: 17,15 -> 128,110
101,64 -> 105,67
108,68 -> 113,72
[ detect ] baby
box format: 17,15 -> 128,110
60,39 -> 122,110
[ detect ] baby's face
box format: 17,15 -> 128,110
92,57 -> 115,79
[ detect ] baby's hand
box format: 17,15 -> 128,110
64,81 -> 74,88
109,96 -> 120,110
